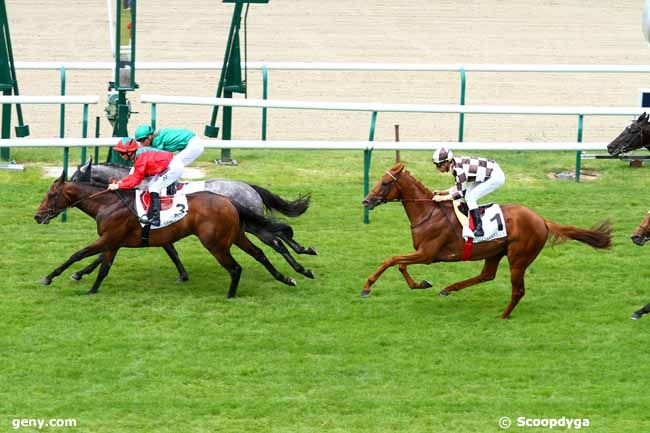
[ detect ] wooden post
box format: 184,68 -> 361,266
394,124 -> 400,163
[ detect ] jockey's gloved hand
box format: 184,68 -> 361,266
107,182 -> 119,191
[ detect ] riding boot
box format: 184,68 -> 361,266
470,208 -> 484,237
140,192 -> 161,226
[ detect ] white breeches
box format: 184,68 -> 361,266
176,136 -> 204,165
464,163 -> 505,210
147,158 -> 184,195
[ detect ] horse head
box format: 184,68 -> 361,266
70,157 -> 93,182
34,172 -> 68,224
631,212 -> 650,246
607,113 -> 650,156
362,163 -> 405,210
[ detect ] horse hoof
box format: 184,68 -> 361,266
70,273 -> 82,281
360,290 -> 371,298
307,247 -> 319,256
630,313 -> 641,320
177,275 -> 189,283
304,269 -> 315,279
41,277 -> 52,286
286,277 -> 297,286
420,280 -> 432,289
439,290 -> 449,297
86,290 -> 98,295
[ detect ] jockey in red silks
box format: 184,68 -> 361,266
107,137 -> 174,227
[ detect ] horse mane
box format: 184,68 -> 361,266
99,162 -> 129,170
403,169 -> 434,197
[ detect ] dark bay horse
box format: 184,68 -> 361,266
361,163 -> 612,319
629,211 -> 650,319
67,159 -> 317,281
607,112 -> 650,156
34,173 -> 298,296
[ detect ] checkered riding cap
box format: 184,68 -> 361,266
432,147 -> 454,164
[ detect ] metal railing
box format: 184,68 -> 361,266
4,137 -> 609,224
15,61 -> 650,143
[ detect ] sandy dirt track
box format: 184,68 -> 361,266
7,1 -> 650,144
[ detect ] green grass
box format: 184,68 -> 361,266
1,149 -> 649,433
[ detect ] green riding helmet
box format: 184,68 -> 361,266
134,124 -> 154,141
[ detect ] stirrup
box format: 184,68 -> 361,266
139,215 -> 160,226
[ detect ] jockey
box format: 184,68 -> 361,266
134,124 -> 204,190
107,137 -> 174,227
431,147 -> 505,237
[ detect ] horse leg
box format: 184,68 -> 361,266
70,255 -> 103,281
42,240 -> 107,285
249,228 -> 315,279
439,253 -> 505,296
500,265 -> 528,319
277,232 -> 318,256
500,237 -> 545,319
162,243 -> 189,282
235,233 -> 297,286
398,264 -> 432,289
87,249 -> 119,294
202,244 -> 242,298
631,303 -> 650,320
362,247 -> 436,296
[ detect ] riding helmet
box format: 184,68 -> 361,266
432,147 -> 454,164
134,124 -> 154,141
114,137 -> 139,153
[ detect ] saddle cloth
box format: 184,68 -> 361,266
135,181 -> 206,229
452,201 -> 508,243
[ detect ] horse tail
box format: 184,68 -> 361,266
231,199 -> 294,239
250,184 -> 310,218
544,219 -> 612,249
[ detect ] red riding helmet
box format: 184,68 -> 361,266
114,137 -> 139,153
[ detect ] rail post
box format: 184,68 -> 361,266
261,64 -> 268,140
363,111 -> 378,224
575,114 -> 584,182
60,67 -> 67,222
458,66 -> 466,142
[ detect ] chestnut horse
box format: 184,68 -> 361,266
34,173 -> 297,296
362,163 -> 612,319
629,211 -> 650,320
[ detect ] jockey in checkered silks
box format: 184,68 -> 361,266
431,147 -> 506,237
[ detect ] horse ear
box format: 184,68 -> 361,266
57,171 -> 66,183
391,162 -> 404,173
79,158 -> 91,173
638,113 -> 647,122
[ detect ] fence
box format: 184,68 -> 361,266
14,61 -> 650,141
3,137 -> 609,223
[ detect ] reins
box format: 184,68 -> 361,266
67,188 -> 111,208
380,170 -> 463,238
65,186 -> 139,219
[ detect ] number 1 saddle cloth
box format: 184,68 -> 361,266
452,201 -> 508,243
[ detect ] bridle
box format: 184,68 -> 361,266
617,123 -> 648,153
374,170 -> 459,235
379,170 -> 438,203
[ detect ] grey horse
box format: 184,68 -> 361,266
67,159 -> 317,281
